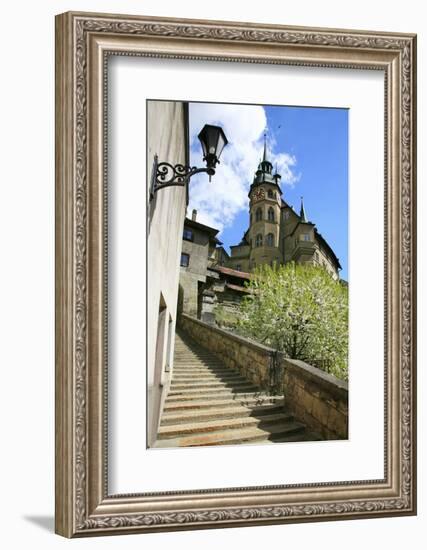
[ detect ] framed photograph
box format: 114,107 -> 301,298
55,11 -> 417,537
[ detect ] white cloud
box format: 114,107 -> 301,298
272,152 -> 300,186
188,103 -> 298,233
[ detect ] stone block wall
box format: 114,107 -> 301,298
179,314 -> 348,440
281,357 -> 348,440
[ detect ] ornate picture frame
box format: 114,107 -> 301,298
55,11 -> 416,537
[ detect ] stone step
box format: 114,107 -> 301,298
157,413 -> 290,440
154,420 -> 306,447
166,386 -> 258,399
163,396 -> 284,412
175,348 -> 209,352
160,404 -> 289,426
164,391 -> 270,404
154,332 -> 313,448
175,348 -> 216,353
172,366 -> 236,373
170,380 -> 254,391
173,364 -> 231,373
175,349 -> 216,353
171,377 -> 247,385
173,372 -> 240,381
181,352 -> 217,355
172,373 -> 244,382
175,352 -> 218,357
174,361 -> 226,368
172,369 -> 237,376
174,357 -> 223,363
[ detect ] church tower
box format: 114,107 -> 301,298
248,137 -> 283,270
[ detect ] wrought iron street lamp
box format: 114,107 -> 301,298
150,124 -> 228,199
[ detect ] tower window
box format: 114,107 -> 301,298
268,189 -> 273,198
255,208 -> 262,222
266,233 -> 274,247
302,233 -> 311,242
268,207 -> 275,222
235,264 -> 242,271
255,234 -> 263,247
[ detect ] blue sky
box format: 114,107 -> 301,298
188,102 -> 348,280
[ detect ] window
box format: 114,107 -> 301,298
302,233 -> 311,241
235,264 -> 241,271
266,233 -> 274,246
255,208 -> 262,222
183,227 -> 193,241
268,207 -> 275,222
268,189 -> 273,198
284,210 -> 290,220
180,253 -> 190,267
255,234 -> 263,247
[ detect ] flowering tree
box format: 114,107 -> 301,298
238,263 -> 348,381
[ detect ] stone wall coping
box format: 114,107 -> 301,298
280,354 -> 348,400
181,313 -> 276,355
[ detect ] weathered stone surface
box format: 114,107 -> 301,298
180,314 -> 348,440
328,407 -> 347,439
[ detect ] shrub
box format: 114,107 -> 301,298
238,263 -> 348,381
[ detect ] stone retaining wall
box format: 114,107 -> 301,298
179,314 -> 348,440
281,357 -> 348,440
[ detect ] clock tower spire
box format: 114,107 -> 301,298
247,137 -> 283,270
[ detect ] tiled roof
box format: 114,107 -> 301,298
210,265 -> 252,280
184,217 -> 219,236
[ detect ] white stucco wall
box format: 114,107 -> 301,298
146,101 -> 188,444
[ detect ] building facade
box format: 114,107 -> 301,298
147,100 -> 189,447
226,141 -> 342,279
179,210 -> 222,319
179,212 -> 251,324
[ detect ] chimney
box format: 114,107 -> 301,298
192,209 -> 197,221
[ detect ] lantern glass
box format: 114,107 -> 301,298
198,124 -> 228,161
215,128 -> 228,159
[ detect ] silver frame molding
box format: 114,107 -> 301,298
55,11 -> 417,537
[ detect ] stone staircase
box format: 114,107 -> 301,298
154,330 -> 318,448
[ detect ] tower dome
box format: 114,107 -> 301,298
249,135 -> 283,194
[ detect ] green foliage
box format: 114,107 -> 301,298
214,304 -> 240,330
238,263 -> 348,381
